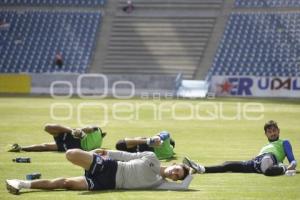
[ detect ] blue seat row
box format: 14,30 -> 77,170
0,10 -> 101,73
208,12 -> 300,78
0,0 -> 106,6
235,0 -> 300,8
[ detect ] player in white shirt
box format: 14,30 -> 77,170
6,148 -> 193,195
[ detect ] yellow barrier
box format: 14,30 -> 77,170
0,74 -> 31,93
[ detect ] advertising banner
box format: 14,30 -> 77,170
210,76 -> 300,97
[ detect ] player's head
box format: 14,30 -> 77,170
163,163 -> 189,181
264,120 -> 280,142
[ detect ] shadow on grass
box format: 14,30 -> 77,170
20,189 -> 74,195
79,189 -> 200,195
18,188 -> 200,195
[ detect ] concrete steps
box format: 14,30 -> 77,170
100,0 -> 223,79
117,0 -> 223,10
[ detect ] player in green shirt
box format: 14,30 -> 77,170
183,120 -> 297,176
115,131 -> 175,160
8,124 -> 106,152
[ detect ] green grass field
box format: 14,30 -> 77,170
0,96 -> 299,200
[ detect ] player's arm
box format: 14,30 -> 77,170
154,175 -> 193,190
283,140 -> 297,170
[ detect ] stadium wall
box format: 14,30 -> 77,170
30,74 -> 177,97
210,76 -> 300,98
0,74 -> 31,94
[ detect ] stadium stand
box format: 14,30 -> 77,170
101,0 -> 224,80
0,10 -> 101,73
235,0 -> 300,8
118,0 -> 223,10
0,0 -> 106,6
208,12 -> 300,78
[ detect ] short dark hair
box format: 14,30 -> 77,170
170,138 -> 175,148
179,164 -> 190,180
264,120 -> 279,132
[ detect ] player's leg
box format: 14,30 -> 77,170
263,166 -> 286,176
204,161 -> 255,173
183,157 -> 255,173
65,149 -> 94,170
8,142 -> 58,152
20,142 -> 58,152
260,154 -> 285,176
115,139 -> 141,152
44,124 -> 72,137
6,176 -> 87,195
31,176 -> 88,190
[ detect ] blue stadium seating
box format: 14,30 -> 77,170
0,10 -> 101,73
0,0 -> 106,6
235,0 -> 300,8
209,12 -> 300,78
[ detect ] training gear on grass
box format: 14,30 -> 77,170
26,173 -> 41,180
12,157 -> 31,163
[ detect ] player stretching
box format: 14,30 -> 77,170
184,120 -> 297,176
6,149 -> 193,194
115,131 -> 175,160
8,124 -> 106,152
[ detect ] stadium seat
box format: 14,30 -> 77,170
235,0 -> 300,8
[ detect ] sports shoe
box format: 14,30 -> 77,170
6,179 -> 21,195
183,157 -> 205,174
158,131 -> 170,141
8,144 -> 21,152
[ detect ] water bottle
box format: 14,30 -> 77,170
26,173 -> 41,180
12,157 -> 31,163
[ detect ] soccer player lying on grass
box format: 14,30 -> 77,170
6,149 -> 193,195
8,124 -> 106,152
183,120 -> 297,176
116,131 -> 175,160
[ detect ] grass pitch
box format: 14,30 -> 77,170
0,96 -> 299,200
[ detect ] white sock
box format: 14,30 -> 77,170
20,180 -> 31,189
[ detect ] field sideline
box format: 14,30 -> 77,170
0,96 -> 299,200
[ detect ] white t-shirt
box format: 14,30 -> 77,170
106,150 -> 193,190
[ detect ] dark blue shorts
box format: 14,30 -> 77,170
85,154 -> 118,190
53,133 -> 81,152
116,139 -> 154,153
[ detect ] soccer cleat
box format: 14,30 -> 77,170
6,179 -> 21,195
183,157 -> 205,174
8,144 -> 21,152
